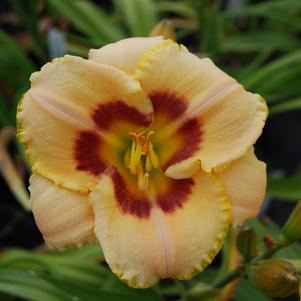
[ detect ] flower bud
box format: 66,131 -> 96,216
236,226 -> 257,262
249,259 -> 299,297
149,19 -> 176,40
279,201 -> 301,247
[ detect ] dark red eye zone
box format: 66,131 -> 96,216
107,167 -> 194,218
149,90 -> 188,120
92,101 -> 152,130
108,167 -> 152,218
163,118 -> 203,170
156,178 -> 195,213
74,131 -> 106,176
148,90 -> 203,170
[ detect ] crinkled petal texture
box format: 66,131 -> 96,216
90,167 -> 231,288
89,36 -> 163,72
17,55 -> 153,192
29,174 -> 95,249
17,37 -> 268,289
217,148 -> 267,227
134,40 -> 268,178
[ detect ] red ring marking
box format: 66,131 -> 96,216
107,167 -> 195,217
108,167 -> 151,218
156,178 -> 195,213
163,118 -> 203,170
75,131 -> 106,176
149,91 -> 188,120
92,100 -> 152,130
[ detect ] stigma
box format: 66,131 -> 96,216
124,131 -> 159,190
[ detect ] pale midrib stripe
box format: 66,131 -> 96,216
184,80 -> 238,119
29,89 -> 94,130
151,207 -> 171,278
154,81 -> 239,143
28,90 -> 124,148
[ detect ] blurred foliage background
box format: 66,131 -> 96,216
0,0 -> 300,300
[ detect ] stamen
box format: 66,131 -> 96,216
145,155 -> 152,172
129,136 -> 137,174
134,134 -> 144,166
127,131 -> 159,190
146,131 -> 155,143
149,144 -> 159,168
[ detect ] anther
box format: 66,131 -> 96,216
127,131 -> 160,190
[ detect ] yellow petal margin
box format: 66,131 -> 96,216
217,148 -> 267,227
89,36 -> 163,72
135,40 -> 268,177
29,174 -> 95,249
90,169 -> 231,288
17,55 -> 153,192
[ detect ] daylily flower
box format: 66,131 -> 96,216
17,37 -> 268,288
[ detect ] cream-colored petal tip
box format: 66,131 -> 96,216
217,148 -> 267,227
29,174 -> 96,249
89,37 -> 164,72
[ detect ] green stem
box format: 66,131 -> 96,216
213,268 -> 241,288
252,244 -> 281,262
212,244 -> 282,290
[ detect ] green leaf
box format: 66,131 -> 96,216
0,268 -> 160,301
245,219 -> 301,259
236,49 -> 273,82
0,29 -> 34,88
242,50 -> 301,92
9,0 -> 47,59
267,175 -> 301,200
259,64 -> 301,96
0,269 -> 73,301
200,6 -> 221,55
192,1 -> 221,55
113,0 -> 158,36
234,279 -> 272,301
156,1 -> 197,18
0,94 -> 10,126
0,268 -> 156,301
0,252 -> 108,285
48,0 -> 123,44
0,292 -> 13,301
265,218 -> 301,259
41,243 -> 103,261
225,0 -> 301,18
46,276 -> 159,301
0,247 -> 162,301
269,97 -> 301,115
221,32 -> 300,53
